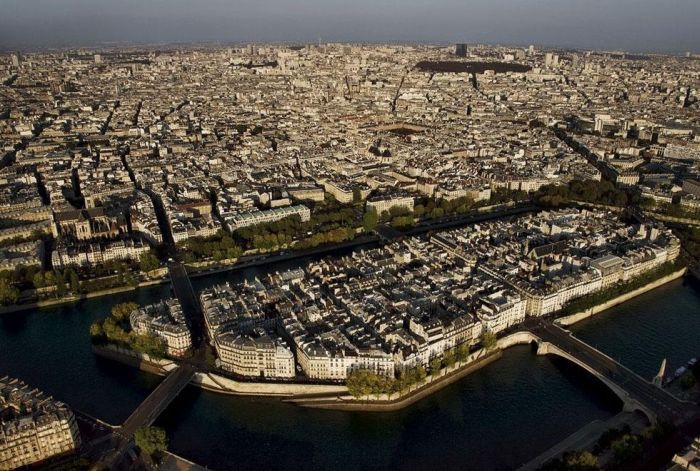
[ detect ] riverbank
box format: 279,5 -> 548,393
556,267 -> 687,327
0,278 -> 168,315
93,337 -> 509,412
288,350 -> 502,411
89,265 -> 688,413
92,344 -> 348,398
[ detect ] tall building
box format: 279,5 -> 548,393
0,377 -> 81,470
10,53 -> 20,67
94,54 -> 102,64
455,44 -> 468,57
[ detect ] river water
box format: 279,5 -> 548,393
1,261 -> 698,470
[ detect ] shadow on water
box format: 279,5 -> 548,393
149,346 -> 623,471
546,355 -> 624,414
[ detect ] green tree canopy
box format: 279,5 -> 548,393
429,357 -> 442,377
111,302 -> 138,322
456,343 -> 469,364
89,320 -> 105,342
481,331 -> 498,351
363,208 -> 378,232
0,275 -> 19,305
443,349 -> 456,368
139,250 -> 161,273
611,434 -> 643,464
346,369 -> 394,398
134,426 -> 168,457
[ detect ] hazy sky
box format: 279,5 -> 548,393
1,0 -> 698,53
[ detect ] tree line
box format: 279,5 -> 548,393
346,333 -> 498,399
180,231 -> 243,263
535,179 -> 633,208
560,259 -> 684,316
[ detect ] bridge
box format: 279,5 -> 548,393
117,364 -> 195,440
117,261 -> 204,441
169,261 -> 205,348
105,364 -> 195,468
528,322 -> 698,425
106,263 -> 202,468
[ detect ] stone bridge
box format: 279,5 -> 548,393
534,339 -> 656,422
502,324 -> 696,425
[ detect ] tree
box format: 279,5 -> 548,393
430,207 -> 444,219
611,434 -> 642,464
54,270 -> 66,298
391,215 -> 414,230
443,349 -> 456,368
134,426 -> 168,457
139,251 -> 161,273
413,204 -> 425,218
111,302 -> 138,322
347,370 -> 384,399
363,208 -> 378,232
67,269 -> 80,293
415,366 -> 427,384
564,451 -> 600,470
540,450 -> 600,471
0,275 -> 19,305
429,357 -> 442,378
43,270 -> 56,287
32,271 -> 46,289
680,372 -> 696,390
456,343 -> 469,364
89,321 -> 105,343
480,331 -> 498,351
131,333 -> 167,358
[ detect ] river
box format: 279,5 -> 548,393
1,262 -> 699,470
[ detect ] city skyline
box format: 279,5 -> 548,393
2,1 -> 700,467
1,0 -> 699,53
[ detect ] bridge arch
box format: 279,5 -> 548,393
533,339 -> 656,423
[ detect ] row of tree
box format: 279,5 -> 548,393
0,258 -> 146,306
180,231 -> 243,263
560,259 -> 684,316
535,179 -> 632,208
650,201 -> 700,220
295,227 -> 356,250
346,333 -> 498,399
0,266 -> 83,305
134,426 -> 168,461
366,188 -> 529,234
232,206 -> 363,252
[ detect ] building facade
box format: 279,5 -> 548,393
0,377 -> 81,470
